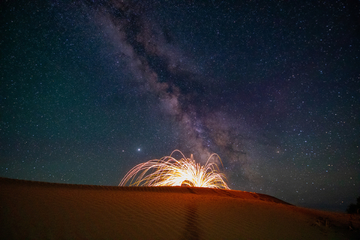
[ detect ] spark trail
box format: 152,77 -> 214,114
119,150 -> 230,189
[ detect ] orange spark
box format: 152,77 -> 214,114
119,150 -> 230,189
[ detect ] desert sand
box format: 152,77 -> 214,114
0,177 -> 359,239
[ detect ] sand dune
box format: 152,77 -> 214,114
0,177 -> 359,239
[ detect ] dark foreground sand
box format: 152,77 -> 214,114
0,177 -> 359,239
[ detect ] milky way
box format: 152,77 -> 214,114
88,1 -> 269,185
1,0 -> 359,212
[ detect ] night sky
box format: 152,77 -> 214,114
1,0 -> 359,212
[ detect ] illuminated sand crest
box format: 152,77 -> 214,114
1,177 -> 359,239
119,150 -> 230,189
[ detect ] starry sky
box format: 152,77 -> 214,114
1,0 -> 359,212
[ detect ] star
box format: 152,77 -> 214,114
1,0 -> 358,213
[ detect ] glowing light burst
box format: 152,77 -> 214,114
119,150 -> 230,189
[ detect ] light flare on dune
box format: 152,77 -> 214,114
119,150 -> 230,189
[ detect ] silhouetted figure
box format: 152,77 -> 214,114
181,180 -> 195,187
